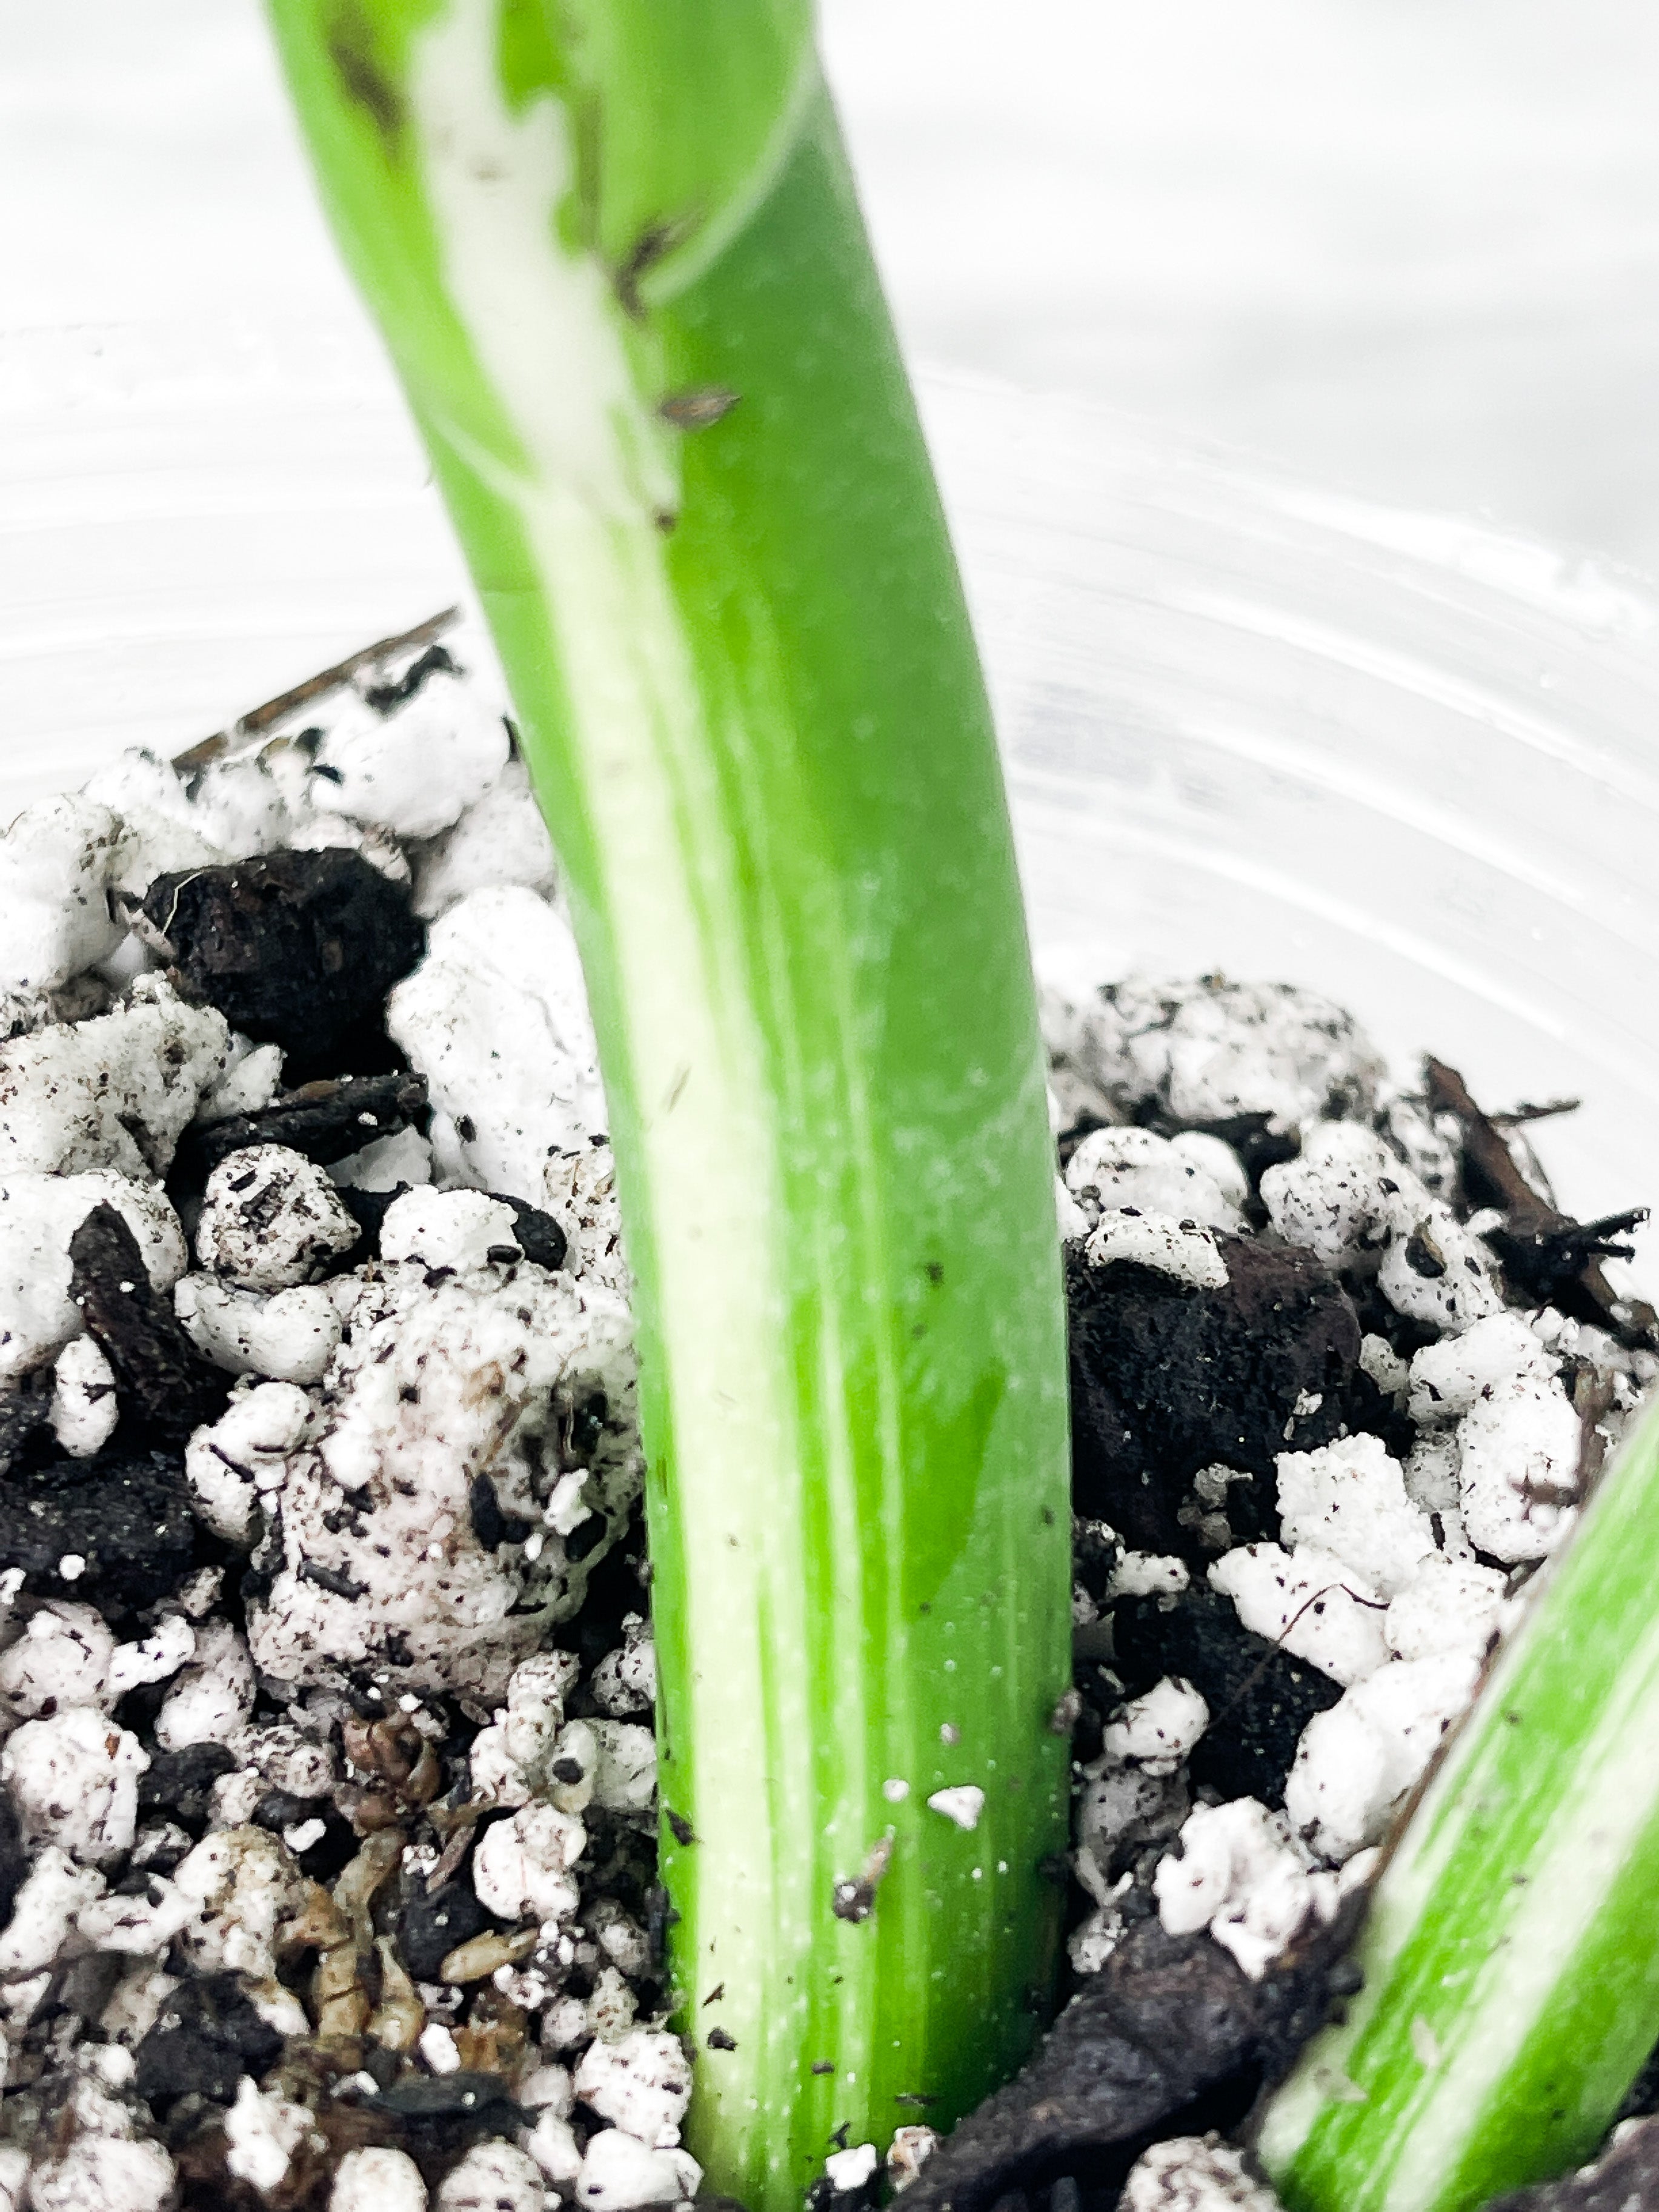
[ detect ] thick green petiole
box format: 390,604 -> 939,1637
265,5 -> 1072,2205
1258,1393 -> 1659,2212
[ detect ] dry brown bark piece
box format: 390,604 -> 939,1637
68,1201 -> 229,1444
1425,1057 -> 1655,1349
175,1068 -> 428,1183
897,1913 -> 1351,2212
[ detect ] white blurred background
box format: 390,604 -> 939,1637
4,0 -> 1658,569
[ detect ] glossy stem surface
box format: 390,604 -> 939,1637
265,5 -> 1072,2204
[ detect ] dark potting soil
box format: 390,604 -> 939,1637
1066,1240 -> 1365,1553
0,1445 -> 199,1613
1108,1589 -> 1343,1809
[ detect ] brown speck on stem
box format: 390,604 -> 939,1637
659,387 -> 742,431
666,1808 -> 696,1847
614,218 -> 691,318
326,0 -> 406,148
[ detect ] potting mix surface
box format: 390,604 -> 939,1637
0,620 -> 1654,2212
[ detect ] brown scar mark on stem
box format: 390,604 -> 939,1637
659,387 -> 742,431
327,0 -> 406,148
831,1833 -> 895,1925
613,215 -> 697,318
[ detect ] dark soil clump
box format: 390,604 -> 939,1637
138,1744 -> 240,1835
1067,1241 -> 1362,1555
143,848 -> 425,1077
397,1878 -> 495,1984
1112,1589 -> 1344,1807
135,1973 -> 286,2110
0,1446 -> 197,1612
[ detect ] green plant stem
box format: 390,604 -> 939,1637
1257,1395 -> 1659,2212
264,5 -> 1072,2204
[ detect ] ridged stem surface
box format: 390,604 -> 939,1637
265,7 -> 1072,2204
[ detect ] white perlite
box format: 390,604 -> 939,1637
247,1256 -> 641,1696
574,2128 -> 702,2212
224,2075 -> 314,2194
1102,1678 -> 1209,1776
434,2141 -> 546,2212
154,1619 -> 256,1750
1065,1126 -> 1244,1235
1385,1553 -> 1509,1663
0,1170 -> 185,1382
24,2137 -> 176,2212
1209,1544 -> 1390,1686
0,1605 -> 191,1724
1122,2134 -> 1283,2212
411,751 -> 557,918
573,2028 -> 693,2147
590,1613 -> 656,1716
195,1035 -> 285,1126
175,1274 -> 342,1387
469,1650 -> 583,1804
1070,977 -> 1384,1132
1,1708 -> 148,1862
1454,1367 -> 1583,1563
195,1144 -> 360,1290
48,1334 -> 119,1456
1153,1798 -> 1363,1981
387,885 -> 607,1204
184,1382 -> 314,1546
379,1186 -> 523,1274
1262,1119 -> 1503,1333
0,795 -> 128,995
471,1804 -> 587,1924
1406,1309 -> 1560,1423
1084,1211 -> 1230,1292
1275,1434 -> 1439,1599
1283,1650 -> 1482,1862
309,670 -> 511,843
330,2147 -> 428,2212
0,977 -> 227,1180
1105,1552 -> 1191,1603
542,1141 -> 629,1294
0,1848 -> 106,1976
825,2145 -> 880,2194
927,1785 -> 985,1832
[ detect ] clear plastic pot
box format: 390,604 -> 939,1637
5,319 -> 1658,1280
